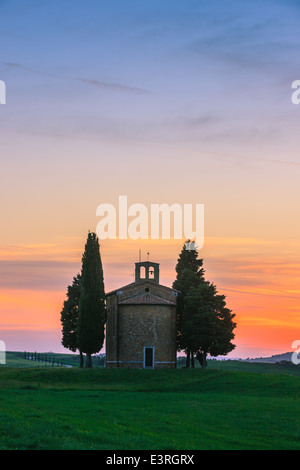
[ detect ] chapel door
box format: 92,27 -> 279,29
144,347 -> 154,368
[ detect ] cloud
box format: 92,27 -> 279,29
185,0 -> 299,73
0,61 -> 149,95
0,260 -> 80,291
221,287 -> 300,300
76,78 -> 148,95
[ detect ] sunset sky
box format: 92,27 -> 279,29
1,0 -> 300,359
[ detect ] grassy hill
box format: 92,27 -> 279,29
244,351 -> 294,363
4,351 -> 104,368
0,360 -> 299,450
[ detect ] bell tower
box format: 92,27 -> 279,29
135,261 -> 160,284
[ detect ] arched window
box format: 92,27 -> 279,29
140,266 -> 146,279
149,266 -> 155,280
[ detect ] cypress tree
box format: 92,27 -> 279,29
173,240 -> 205,366
173,240 -> 236,368
77,232 -> 106,368
60,273 -> 84,367
183,283 -> 236,368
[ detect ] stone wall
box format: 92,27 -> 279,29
106,279 -> 178,369
105,294 -> 118,365
117,304 -> 176,368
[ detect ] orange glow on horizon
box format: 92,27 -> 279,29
0,236 -> 299,358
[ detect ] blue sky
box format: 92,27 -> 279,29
1,0 -> 300,149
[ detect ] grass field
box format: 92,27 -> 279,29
4,351 -> 101,368
0,355 -> 299,450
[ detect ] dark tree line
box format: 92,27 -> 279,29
23,351 -> 65,366
60,232 -> 106,368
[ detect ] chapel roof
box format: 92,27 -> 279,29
118,292 -> 176,306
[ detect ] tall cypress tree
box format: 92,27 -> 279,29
173,240 -> 236,368
60,273 -> 84,367
173,240 -> 205,366
77,232 -> 106,368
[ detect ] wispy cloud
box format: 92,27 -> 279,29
0,61 -> 149,95
0,260 -> 80,291
76,77 -> 148,95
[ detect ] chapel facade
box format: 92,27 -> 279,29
105,260 -> 178,369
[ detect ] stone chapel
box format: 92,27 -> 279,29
105,260 -> 178,369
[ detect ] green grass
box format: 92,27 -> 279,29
4,351 -> 84,368
208,358 -> 300,376
0,363 -> 299,450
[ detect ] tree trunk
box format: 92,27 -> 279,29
79,350 -> 84,368
186,349 -> 191,368
191,352 -> 195,368
85,353 -> 92,368
196,351 -> 207,369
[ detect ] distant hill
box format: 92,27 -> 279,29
244,352 -> 294,363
